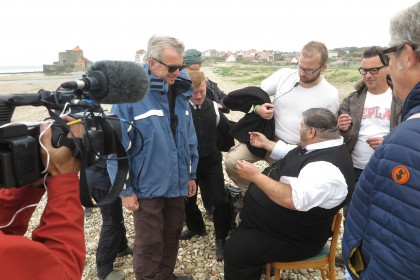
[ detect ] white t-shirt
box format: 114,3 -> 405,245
352,88 -> 392,169
261,68 -> 339,144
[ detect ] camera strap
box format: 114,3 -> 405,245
83,117 -> 128,207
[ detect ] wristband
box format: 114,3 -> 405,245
253,105 -> 260,114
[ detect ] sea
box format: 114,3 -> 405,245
0,65 -> 43,75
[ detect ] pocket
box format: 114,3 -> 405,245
347,242 -> 365,279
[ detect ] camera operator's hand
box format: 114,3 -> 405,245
40,121 -> 81,176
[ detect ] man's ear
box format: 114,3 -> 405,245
308,127 -> 317,139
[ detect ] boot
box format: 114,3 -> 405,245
215,239 -> 225,261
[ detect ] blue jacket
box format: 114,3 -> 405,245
342,82 -> 420,279
107,64 -> 198,199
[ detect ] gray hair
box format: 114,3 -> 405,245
389,2 -> 420,59
302,108 -> 339,140
146,35 -> 185,61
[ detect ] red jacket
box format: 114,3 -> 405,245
0,174 -> 85,280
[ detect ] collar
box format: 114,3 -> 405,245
305,137 -> 344,152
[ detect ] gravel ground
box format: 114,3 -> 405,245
4,65 -> 353,280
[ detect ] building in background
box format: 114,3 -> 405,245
43,46 -> 91,73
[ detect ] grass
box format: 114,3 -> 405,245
210,63 -> 360,86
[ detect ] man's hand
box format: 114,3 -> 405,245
122,193 -> 139,211
236,160 -> 260,182
39,121 -> 80,176
249,131 -> 276,152
255,103 -> 274,120
338,114 -> 352,131
366,136 -> 384,150
188,180 -> 197,197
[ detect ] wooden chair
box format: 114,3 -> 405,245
266,212 -> 342,280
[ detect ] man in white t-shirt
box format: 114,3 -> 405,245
225,41 -> 339,192
338,46 -> 403,217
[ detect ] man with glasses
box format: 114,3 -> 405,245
337,46 -> 402,218
225,41 -> 339,193
107,35 -> 198,280
343,2 -> 420,279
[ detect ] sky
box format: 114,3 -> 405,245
0,0 -> 418,66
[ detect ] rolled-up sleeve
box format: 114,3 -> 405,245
288,161 -> 348,211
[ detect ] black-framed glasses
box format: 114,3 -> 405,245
297,64 -> 323,75
358,65 -> 386,75
378,46 -> 398,66
153,58 -> 186,73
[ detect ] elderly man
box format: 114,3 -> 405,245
108,35 -> 198,280
343,3 -> 420,279
223,108 -> 355,280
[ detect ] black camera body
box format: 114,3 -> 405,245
0,123 -> 41,188
0,88 -> 122,189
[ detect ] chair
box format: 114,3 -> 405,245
266,212 -> 342,280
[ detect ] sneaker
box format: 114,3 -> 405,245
179,229 -> 207,240
102,270 -> 124,280
206,210 -> 214,222
117,245 -> 133,258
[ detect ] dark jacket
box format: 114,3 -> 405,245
206,79 -> 230,113
338,79 -> 403,153
224,86 -> 275,158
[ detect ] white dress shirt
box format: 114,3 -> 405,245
270,138 -> 348,211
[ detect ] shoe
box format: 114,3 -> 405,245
102,270 -> 124,280
173,274 -> 194,280
335,253 -> 345,267
215,239 -> 225,261
179,229 -> 207,240
116,245 -> 133,258
84,207 -> 94,217
206,210 -> 214,222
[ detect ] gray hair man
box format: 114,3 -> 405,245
343,2 -> 420,279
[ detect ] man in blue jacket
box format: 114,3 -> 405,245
108,35 -> 198,280
342,2 -> 420,279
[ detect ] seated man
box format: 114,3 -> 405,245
223,108 -> 355,280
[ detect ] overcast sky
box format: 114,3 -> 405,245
1,0 -> 417,66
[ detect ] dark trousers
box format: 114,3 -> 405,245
343,167 -> 364,218
185,153 -> 231,240
133,197 -> 185,280
87,168 -> 129,279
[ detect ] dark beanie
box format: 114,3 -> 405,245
183,49 -> 203,65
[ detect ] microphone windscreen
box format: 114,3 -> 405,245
87,60 -> 150,104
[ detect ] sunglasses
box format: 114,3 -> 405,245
153,58 -> 186,73
378,46 -> 398,66
358,65 -> 386,75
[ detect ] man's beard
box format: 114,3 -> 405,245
300,71 -> 322,84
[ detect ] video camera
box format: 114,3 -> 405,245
0,60 -> 150,206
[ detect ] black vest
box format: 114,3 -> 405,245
190,99 -> 218,157
241,144 -> 355,255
